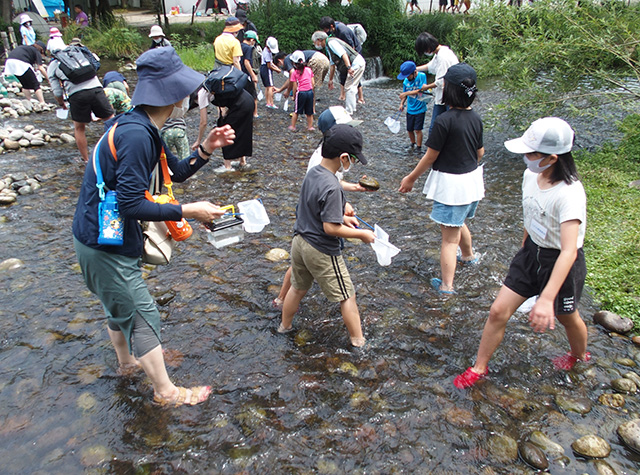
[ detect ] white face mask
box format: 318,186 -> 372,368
170,97 -> 189,119
523,155 -> 552,173
314,43 -> 323,50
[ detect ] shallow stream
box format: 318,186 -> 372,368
0,70 -> 639,473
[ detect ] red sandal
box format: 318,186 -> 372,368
552,351 -> 591,370
454,367 -> 488,389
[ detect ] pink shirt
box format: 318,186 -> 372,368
290,67 -> 314,92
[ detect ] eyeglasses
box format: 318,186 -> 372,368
349,154 -> 360,164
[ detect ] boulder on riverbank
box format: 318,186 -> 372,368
593,310 -> 634,334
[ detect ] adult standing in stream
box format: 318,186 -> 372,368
73,47 -> 235,406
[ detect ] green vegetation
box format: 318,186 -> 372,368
578,116 -> 640,324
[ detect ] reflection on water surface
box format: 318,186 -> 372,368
0,75 -> 638,473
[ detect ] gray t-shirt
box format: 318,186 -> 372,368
294,164 -> 346,256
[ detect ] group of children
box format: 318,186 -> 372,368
282,56 -> 589,389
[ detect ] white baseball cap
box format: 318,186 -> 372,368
290,50 -> 305,64
504,117 -> 574,155
266,36 -> 279,53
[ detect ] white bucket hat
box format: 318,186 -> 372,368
266,36 -> 279,53
149,25 -> 165,38
504,117 -> 574,155
20,14 -> 32,25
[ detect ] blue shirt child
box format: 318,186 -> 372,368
403,71 -> 428,115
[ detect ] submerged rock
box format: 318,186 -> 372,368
571,434 -> 611,458
0,258 -> 23,271
518,441 -> 549,471
265,248 -> 289,262
593,311 -> 634,334
555,394 -> 592,414
594,459 -> 618,475
624,371 -> 640,387
611,378 -> 637,394
617,419 -> 640,454
488,433 -> 518,463
529,430 -> 565,456
614,357 -> 636,367
598,393 -> 625,408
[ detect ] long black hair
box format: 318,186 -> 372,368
549,152 -> 579,185
442,77 -> 477,108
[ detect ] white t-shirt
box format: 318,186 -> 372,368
522,169 -> 586,250
425,46 -> 459,105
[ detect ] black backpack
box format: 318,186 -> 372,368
53,45 -> 101,84
203,65 -> 248,106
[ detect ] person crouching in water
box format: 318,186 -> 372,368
454,117 -> 589,389
278,124 -> 375,347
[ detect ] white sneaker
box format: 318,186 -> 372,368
213,165 -> 234,173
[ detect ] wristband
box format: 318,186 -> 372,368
199,144 -> 212,157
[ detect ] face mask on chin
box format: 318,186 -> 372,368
523,155 -> 552,173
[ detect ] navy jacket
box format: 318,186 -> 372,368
72,107 -> 210,257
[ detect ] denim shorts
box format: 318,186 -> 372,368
430,200 -> 479,227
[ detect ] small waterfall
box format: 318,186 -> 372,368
363,56 -> 386,81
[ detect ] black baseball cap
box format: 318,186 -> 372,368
321,124 -> 367,164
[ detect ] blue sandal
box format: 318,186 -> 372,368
457,253 -> 480,265
431,278 -> 456,295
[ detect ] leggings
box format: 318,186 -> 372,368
108,313 -> 160,358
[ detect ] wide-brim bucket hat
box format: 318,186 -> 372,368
131,47 -> 205,107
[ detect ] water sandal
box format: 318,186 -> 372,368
277,323 -> 294,333
431,278 -> 456,295
272,297 -> 284,310
153,385 -> 211,407
454,367 -> 488,389
288,125 -> 296,131
457,253 -> 480,265
552,351 -> 591,370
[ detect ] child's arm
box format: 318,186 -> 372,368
323,221 -> 375,243
477,146 -> 485,163
528,220 -> 581,333
267,61 -> 281,73
398,147 -> 440,192
340,178 -> 377,192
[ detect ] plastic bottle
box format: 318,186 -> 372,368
98,190 -> 124,245
154,194 -> 193,241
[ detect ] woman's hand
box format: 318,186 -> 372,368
203,125 -> 235,151
181,202 -> 226,222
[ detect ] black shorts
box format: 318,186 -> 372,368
260,64 -> 274,88
406,112 -> 425,132
69,87 -> 114,124
295,90 -> 314,115
504,236 -> 586,315
17,68 -> 40,91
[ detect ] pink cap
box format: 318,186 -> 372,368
49,27 -> 62,38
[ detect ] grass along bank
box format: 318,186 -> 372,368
578,116 -> 640,327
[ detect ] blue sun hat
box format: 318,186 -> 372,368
397,61 -> 416,80
131,47 -> 204,107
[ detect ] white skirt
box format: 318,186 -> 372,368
422,165 -> 485,205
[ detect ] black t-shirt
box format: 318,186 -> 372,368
426,108 -> 483,174
240,42 -> 253,76
236,21 -> 257,42
8,45 -> 42,65
283,50 -> 317,72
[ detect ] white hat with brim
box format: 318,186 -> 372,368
149,25 -> 164,38
504,117 -> 574,155
19,14 -> 32,24
131,47 -> 205,107
266,36 -> 279,53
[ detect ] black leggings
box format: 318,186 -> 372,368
108,313 -> 160,358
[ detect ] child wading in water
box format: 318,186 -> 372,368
399,63 -> 484,294
454,117 -> 589,388
397,60 -> 428,153
278,124 -> 375,347
288,50 -> 315,131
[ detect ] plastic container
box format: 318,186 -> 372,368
237,199 -> 269,233
97,191 -> 124,245
204,205 -> 244,248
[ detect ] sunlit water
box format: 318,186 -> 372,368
0,68 -> 639,473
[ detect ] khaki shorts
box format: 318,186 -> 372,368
290,234 -> 354,302
308,52 -> 330,90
